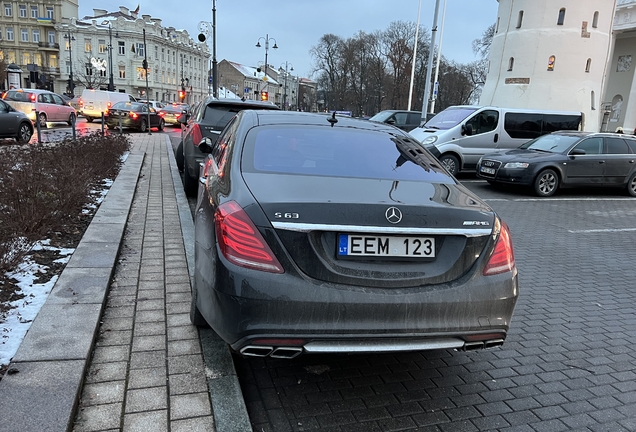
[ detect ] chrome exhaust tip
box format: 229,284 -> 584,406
270,347 -> 303,359
484,339 -> 505,349
240,345 -> 274,357
463,341 -> 485,351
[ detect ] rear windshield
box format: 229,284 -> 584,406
241,126 -> 450,182
5,91 -> 33,102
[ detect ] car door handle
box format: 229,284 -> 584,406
494,133 -> 499,143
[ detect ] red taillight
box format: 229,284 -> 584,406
483,220 -> 515,276
79,98 -> 84,108
130,111 -> 138,119
158,111 -> 165,117
30,93 -> 36,102
191,123 -> 203,146
107,101 -> 112,109
215,201 -> 284,273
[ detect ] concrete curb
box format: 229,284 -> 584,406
164,136 -> 252,432
0,151 -> 144,432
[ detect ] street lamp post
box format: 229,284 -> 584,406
279,62 -> 293,110
256,34 -> 278,96
63,29 -> 75,97
105,21 -> 116,92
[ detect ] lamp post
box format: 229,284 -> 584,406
63,29 -> 75,97
279,62 -> 293,110
104,21 -> 116,92
197,0 -> 217,97
255,34 -> 278,95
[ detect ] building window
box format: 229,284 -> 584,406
32,29 -> 39,42
48,31 -> 55,44
118,41 -> 125,55
65,40 -> 70,50
557,8 -> 566,25
65,61 -> 70,74
161,48 -> 164,61
496,17 -> 500,33
155,46 -> 158,59
46,6 -> 53,19
516,11 -> 524,28
33,52 -> 41,65
136,43 -> 144,57
21,28 -> 28,42
137,67 -> 146,80
119,65 -> 126,78
49,53 -> 58,68
99,69 -> 106,77
85,63 -> 93,76
22,52 -> 30,65
6,27 -> 14,41
548,55 -> 556,71
0,27 -> 2,41
85,38 -> 92,52
592,11 -> 599,28
167,49 -> 171,63
98,39 -> 106,53
585,58 -> 592,72
507,57 -> 514,71
19,4 -> 26,17
5,4 -> 12,16
591,91 -> 595,110
30,5 -> 37,18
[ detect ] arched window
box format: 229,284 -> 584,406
585,58 -> 592,72
548,55 -> 556,71
591,91 -> 596,110
592,11 -> 599,28
558,8 -> 566,25
516,10 -> 524,28
508,57 -> 514,71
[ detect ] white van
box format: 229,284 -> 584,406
409,105 -> 583,175
80,89 -> 136,122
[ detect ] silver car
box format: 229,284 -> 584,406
0,99 -> 33,143
2,89 -> 77,127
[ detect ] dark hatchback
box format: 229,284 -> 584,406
0,99 -> 33,143
179,97 -> 280,195
158,103 -> 187,126
190,110 -> 519,358
105,101 -> 165,133
477,131 -> 636,197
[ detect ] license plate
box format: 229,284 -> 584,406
480,166 -> 496,175
338,234 -> 435,258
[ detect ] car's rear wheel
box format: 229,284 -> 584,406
158,118 -> 165,131
67,112 -> 76,126
175,141 -> 184,171
38,112 -> 47,128
16,122 -> 33,144
534,169 -> 559,197
183,168 -> 198,197
439,154 -> 459,176
84,116 -> 93,123
627,172 -> 636,197
139,119 -> 148,133
189,284 -> 208,327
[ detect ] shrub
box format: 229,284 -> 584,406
0,133 -> 131,274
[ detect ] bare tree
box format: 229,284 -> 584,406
0,58 -> 7,91
311,34 -> 346,110
72,55 -> 109,91
472,24 -> 495,59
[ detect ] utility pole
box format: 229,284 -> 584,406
212,0 -> 218,98
64,29 -> 75,97
107,23 -> 115,91
421,0 -> 441,122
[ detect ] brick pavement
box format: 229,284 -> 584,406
235,188 -> 636,432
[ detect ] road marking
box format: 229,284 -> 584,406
568,228 -> 636,233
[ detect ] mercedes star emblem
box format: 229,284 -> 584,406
385,206 -> 403,224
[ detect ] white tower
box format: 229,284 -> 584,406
480,0 -> 616,132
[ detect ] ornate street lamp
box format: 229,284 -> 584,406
255,34 -> 278,95
279,62 -> 293,110
102,21 -> 118,92
63,29 -> 75,97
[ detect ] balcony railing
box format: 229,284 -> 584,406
38,42 -> 59,50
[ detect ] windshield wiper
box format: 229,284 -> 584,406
426,125 -> 440,130
529,148 -> 551,153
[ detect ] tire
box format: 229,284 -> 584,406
107,124 -> 116,130
139,119 -> 148,133
439,154 -> 460,176
84,116 -> 93,123
189,283 -> 208,327
158,118 -> 165,131
67,112 -> 76,126
627,172 -> 636,197
534,169 -> 559,197
175,141 -> 184,171
183,167 -> 198,197
16,122 -> 33,144
38,112 -> 47,128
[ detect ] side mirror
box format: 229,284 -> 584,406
570,148 -> 586,156
385,118 -> 396,125
461,123 -> 473,136
199,136 -> 215,154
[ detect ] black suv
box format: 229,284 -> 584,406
178,97 -> 280,195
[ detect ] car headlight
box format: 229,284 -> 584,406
503,162 -> 529,169
422,136 -> 438,145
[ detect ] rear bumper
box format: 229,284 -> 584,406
199,250 -> 519,354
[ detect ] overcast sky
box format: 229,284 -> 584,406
78,1 -> 499,79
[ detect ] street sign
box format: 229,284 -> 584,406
244,87 -> 250,93
208,76 -> 213,84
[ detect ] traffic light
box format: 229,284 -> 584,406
260,91 -> 268,101
178,90 -> 186,101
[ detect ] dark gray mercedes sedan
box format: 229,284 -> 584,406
190,110 -> 518,358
